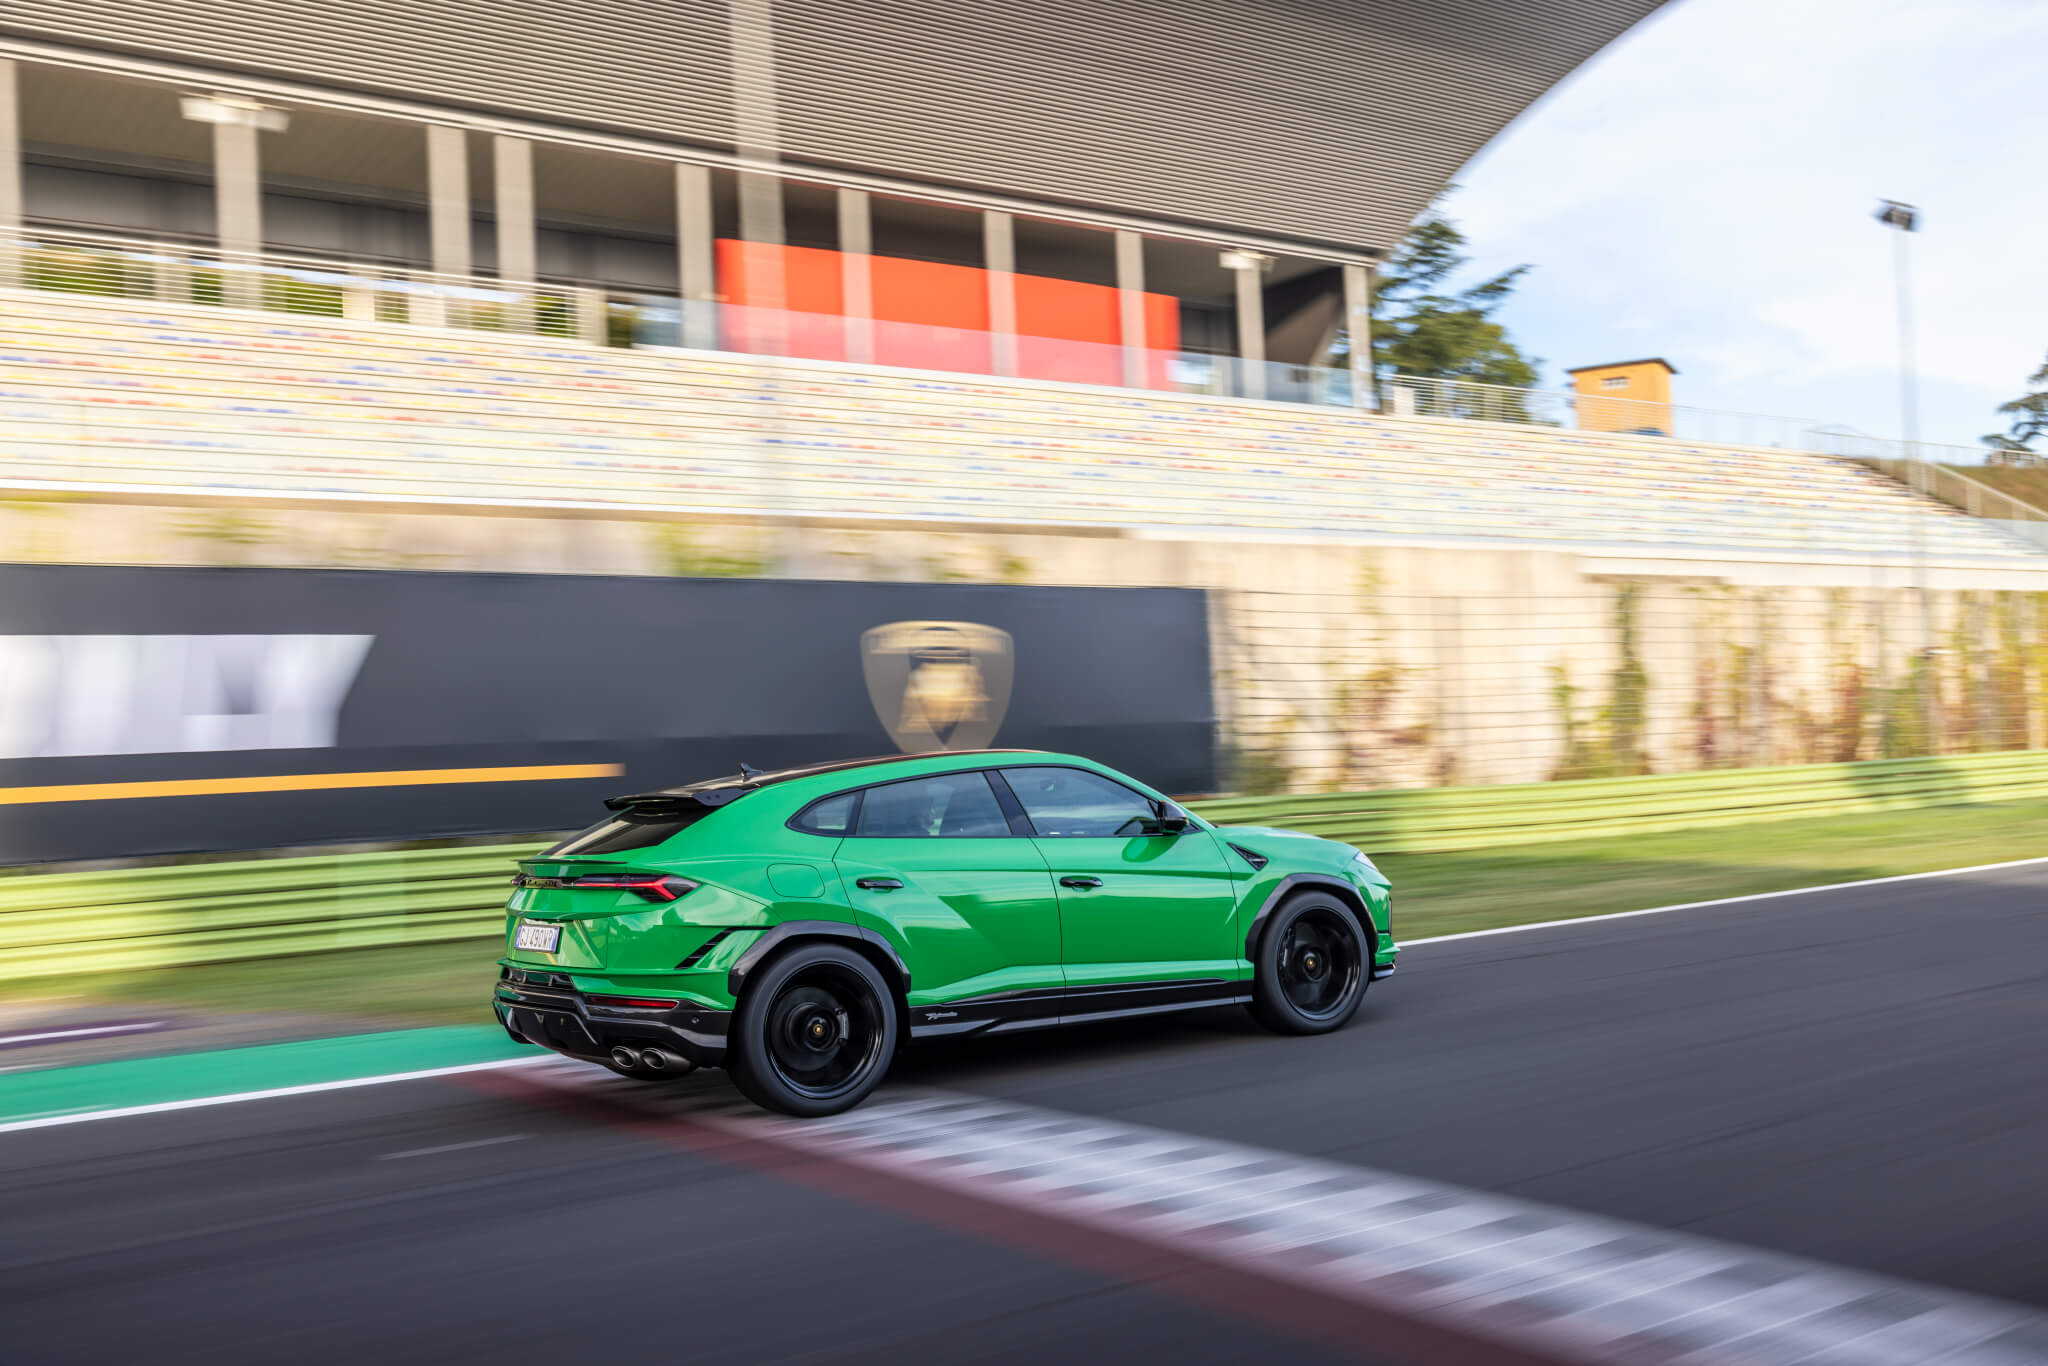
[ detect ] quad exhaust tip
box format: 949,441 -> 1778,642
610,1045 -> 642,1070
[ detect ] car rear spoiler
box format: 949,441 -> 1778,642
602,785 -> 751,814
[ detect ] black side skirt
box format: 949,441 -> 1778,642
908,978 -> 1250,1040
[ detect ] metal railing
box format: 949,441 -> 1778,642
1382,373 -> 1893,454
0,226 -> 609,343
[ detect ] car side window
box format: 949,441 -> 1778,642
1003,766 -> 1157,838
854,772 -> 1011,839
790,790 -> 860,835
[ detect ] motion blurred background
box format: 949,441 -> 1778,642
2,0 -> 2047,1361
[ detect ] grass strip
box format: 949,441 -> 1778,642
7,797 -> 2045,1026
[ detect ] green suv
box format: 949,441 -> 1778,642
494,750 -> 1395,1115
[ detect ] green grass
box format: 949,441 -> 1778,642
9,797 -> 2045,1027
1378,796 -> 2048,939
13,937 -> 504,1028
1945,463 -> 2048,514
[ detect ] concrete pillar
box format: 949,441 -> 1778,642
730,0 -> 786,333
1236,257 -> 1266,401
493,135 -> 536,331
675,163 -> 716,349
423,124 -> 470,328
1343,262 -> 1374,410
837,187 -> 874,364
0,60 -> 21,288
426,124 -> 471,278
984,210 -> 1017,377
214,119 -> 262,308
1115,229 -> 1146,389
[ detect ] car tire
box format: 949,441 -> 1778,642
729,941 -> 900,1117
1248,891 -> 1371,1035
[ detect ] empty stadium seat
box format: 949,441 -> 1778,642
0,295 -> 2039,563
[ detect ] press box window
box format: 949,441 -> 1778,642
791,790 -> 860,835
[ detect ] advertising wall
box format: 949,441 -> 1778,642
0,568 -> 1215,865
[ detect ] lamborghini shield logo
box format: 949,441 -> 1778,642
861,621 -> 1015,752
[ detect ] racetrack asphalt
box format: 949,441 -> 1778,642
2,861 -> 2044,1364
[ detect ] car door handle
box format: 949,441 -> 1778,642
1059,876 -> 1103,889
855,877 -> 904,891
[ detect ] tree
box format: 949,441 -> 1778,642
1983,354 -> 2048,456
1371,200 -> 1541,391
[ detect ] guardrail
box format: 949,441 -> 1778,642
4,750 -> 2046,983
0,844 -> 532,981
1199,749 -> 2048,853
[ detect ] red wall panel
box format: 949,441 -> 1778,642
716,239 -> 1180,386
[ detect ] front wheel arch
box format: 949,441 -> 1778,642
1244,874 -> 1377,964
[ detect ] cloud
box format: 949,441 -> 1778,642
1444,0 -> 2048,452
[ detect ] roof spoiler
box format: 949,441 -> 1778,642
602,785 -> 752,814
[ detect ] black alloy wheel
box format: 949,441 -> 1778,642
1249,892 -> 1370,1035
730,942 -> 899,1116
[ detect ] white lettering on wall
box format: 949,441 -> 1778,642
0,635 -> 374,759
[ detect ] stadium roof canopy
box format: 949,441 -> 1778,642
1,0 -> 1671,257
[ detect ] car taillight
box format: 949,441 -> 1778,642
570,873 -> 699,903
516,872 -> 699,903
587,995 -> 680,1010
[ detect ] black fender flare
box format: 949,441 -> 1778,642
726,920 -> 913,1000
1243,874 -> 1377,964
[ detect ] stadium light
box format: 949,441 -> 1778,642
180,94 -> 290,133
1875,198 -> 1936,751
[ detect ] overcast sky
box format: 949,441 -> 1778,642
1448,0 -> 2046,456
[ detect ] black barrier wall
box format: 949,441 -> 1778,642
0,567 -> 1215,864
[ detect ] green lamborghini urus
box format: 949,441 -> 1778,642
494,750 -> 1396,1116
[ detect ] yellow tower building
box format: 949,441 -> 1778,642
1567,358 -> 1677,436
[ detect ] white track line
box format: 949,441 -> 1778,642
1398,854 -> 2048,947
0,1055 -> 552,1135
377,1133 -> 528,1160
0,1022 -> 166,1047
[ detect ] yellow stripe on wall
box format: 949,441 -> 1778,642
0,763 -> 625,806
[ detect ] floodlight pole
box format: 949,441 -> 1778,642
1876,199 -> 1937,753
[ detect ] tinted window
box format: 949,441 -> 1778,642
791,790 -> 859,835
1004,766 -> 1156,837
855,772 -> 1010,838
546,806 -> 716,856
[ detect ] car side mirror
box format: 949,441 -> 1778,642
1149,802 -> 1190,835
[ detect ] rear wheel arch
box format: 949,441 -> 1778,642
1243,874 -> 1376,964
726,921 -> 911,1036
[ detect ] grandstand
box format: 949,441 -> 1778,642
4,289 -> 2041,566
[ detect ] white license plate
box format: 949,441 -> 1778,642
514,920 -> 562,953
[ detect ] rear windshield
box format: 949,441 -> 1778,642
545,804 -> 718,857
